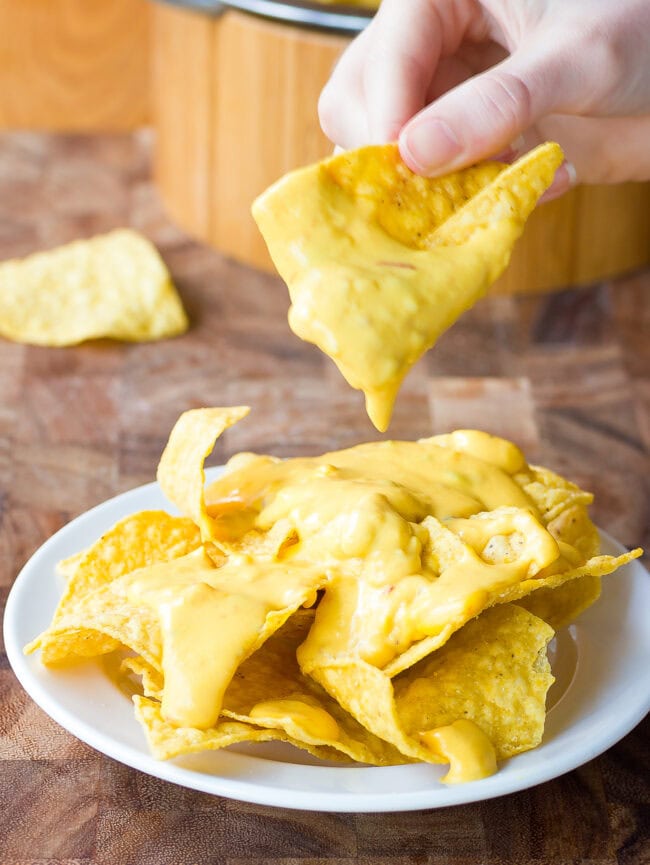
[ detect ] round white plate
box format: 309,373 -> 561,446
4,469 -> 650,812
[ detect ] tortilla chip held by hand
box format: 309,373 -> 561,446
253,142 -> 563,431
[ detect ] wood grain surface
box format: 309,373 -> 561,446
0,132 -> 648,865
0,0 -> 150,130
151,5 -> 349,265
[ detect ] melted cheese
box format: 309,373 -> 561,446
126,431 -> 568,734
120,549 -> 326,728
420,720 -> 498,783
249,699 -> 340,741
252,144 -> 563,431
205,433 -> 561,672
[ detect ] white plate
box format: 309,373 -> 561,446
4,469 -> 650,812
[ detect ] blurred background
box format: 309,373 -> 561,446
1,0 -> 648,292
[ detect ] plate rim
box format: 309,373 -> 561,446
4,471 -> 650,812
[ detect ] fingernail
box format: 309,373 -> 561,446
402,119 -> 462,174
564,160 -> 577,187
492,135 -> 526,162
539,161 -> 578,203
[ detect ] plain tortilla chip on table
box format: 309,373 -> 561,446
0,229 -> 188,346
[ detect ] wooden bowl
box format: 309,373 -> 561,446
151,1 -> 650,293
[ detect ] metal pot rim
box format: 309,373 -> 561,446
156,0 -> 374,33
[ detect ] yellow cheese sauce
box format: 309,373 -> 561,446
119,549 -> 327,728
205,431 -> 564,672
253,145 -> 563,431
420,720 -> 498,783
249,698 -> 340,742
283,186 -> 497,432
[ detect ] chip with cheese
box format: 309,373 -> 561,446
204,428 -> 637,678
31,546 -> 329,729
26,511 -> 202,664
129,602 -> 553,778
253,143 -> 563,431
311,603 -> 555,776
133,610 -> 405,764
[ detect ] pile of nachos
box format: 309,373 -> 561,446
27,407 -> 641,783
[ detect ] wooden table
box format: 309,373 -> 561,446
0,132 -> 648,864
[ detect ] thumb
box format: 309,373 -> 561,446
399,53 -> 558,176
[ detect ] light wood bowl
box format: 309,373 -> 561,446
151,2 -> 650,293
0,0 -> 151,131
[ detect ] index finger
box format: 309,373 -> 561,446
363,0 -> 442,142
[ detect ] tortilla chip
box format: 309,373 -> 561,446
0,229 -> 188,346
253,142 -> 562,430
56,550 -> 86,579
389,437 -> 622,644
393,605 -> 554,758
310,604 -> 554,764
157,406 -> 250,541
26,408 -> 643,779
131,610 -> 405,764
26,511 -> 201,660
298,506 -> 556,675
296,507 -> 639,680
516,465 -> 595,525
30,583 -> 161,668
222,610 -> 404,765
546,504 -> 601,562
518,574 -> 602,630
32,546 -> 329,728
121,656 -> 164,700
513,500 -> 603,627
382,519 -> 640,677
134,696 -> 352,763
56,510 -> 201,607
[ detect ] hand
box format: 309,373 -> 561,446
319,0 -> 650,199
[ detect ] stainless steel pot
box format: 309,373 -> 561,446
157,0 -> 374,33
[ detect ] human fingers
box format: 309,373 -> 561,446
426,41 -> 508,103
538,113 -> 650,185
360,0 -> 443,142
482,112 -> 650,202
477,124 -> 576,202
398,48 -> 561,176
319,25 -> 373,149
537,161 -> 577,203
320,0 -> 482,148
